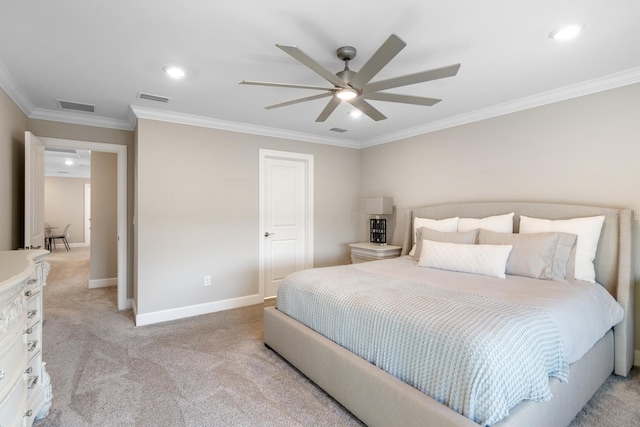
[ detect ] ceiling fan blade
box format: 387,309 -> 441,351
265,93 -> 332,110
363,92 -> 441,106
347,98 -> 387,121
240,80 -> 335,92
276,44 -> 346,88
364,63 -> 461,93
315,97 -> 341,122
349,34 -> 407,89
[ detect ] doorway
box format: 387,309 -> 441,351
259,149 -> 314,299
32,135 -> 128,310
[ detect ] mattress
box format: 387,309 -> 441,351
276,256 -> 624,426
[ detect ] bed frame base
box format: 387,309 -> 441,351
264,306 -> 614,427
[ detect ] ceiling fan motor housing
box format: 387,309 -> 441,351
336,46 -> 357,84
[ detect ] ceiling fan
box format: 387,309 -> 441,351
240,34 -> 460,122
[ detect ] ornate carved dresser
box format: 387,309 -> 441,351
0,250 -> 52,426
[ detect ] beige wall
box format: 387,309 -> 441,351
90,152 -> 118,281
0,88 -> 28,250
44,177 -> 90,245
360,82 -> 640,353
135,119 -> 360,314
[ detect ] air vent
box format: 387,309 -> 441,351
330,127 -> 348,133
57,100 -> 95,113
138,92 -> 171,103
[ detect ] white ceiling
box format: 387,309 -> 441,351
1,1 -> 639,148
45,148 -> 91,179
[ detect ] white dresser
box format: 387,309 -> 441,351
0,250 -> 52,427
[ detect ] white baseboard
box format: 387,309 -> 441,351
88,278 -> 117,288
135,294 -> 263,326
69,242 -> 89,248
635,350 -> 640,367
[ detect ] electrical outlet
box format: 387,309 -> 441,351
204,275 -> 212,287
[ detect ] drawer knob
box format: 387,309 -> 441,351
25,290 -> 32,297
28,375 -> 39,389
28,340 -> 39,352
27,309 -> 38,319
24,367 -> 32,375
24,410 -> 33,417
27,278 -> 37,285
24,327 -> 33,335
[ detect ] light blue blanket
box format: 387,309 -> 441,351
277,265 -> 568,426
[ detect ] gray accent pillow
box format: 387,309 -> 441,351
413,227 -> 479,260
477,229 -> 577,281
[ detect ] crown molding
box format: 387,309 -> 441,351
130,105 -> 361,148
29,108 -> 133,130
0,59 -> 35,115
360,66 -> 640,148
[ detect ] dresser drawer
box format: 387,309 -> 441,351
25,321 -> 42,358
25,292 -> 41,329
0,378 -> 28,427
23,274 -> 40,297
0,331 -> 28,406
24,352 -> 41,390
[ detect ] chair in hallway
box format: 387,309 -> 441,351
49,223 -> 71,251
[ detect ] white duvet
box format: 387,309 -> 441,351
352,256 -> 624,364
277,256 -> 624,425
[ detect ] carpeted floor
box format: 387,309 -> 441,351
34,248 -> 639,427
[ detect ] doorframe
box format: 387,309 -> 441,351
84,183 -> 91,246
41,137 -> 128,311
258,149 -> 314,299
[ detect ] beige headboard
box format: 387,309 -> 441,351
402,202 -> 634,376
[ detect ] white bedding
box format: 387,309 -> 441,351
277,256 -> 624,425
352,256 -> 624,364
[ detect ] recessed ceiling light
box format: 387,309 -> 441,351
549,24 -> 584,40
65,159 -> 74,166
348,110 -> 363,118
163,65 -> 186,79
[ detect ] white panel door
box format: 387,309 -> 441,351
260,150 -> 313,298
25,132 -> 46,249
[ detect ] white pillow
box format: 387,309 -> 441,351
417,239 -> 513,279
409,216 -> 459,256
458,212 -> 514,233
519,215 -> 605,283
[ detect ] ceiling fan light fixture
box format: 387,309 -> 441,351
336,88 -> 358,100
348,110 -> 363,118
163,65 -> 186,79
549,24 -> 584,40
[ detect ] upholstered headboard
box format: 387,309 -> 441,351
402,202 -> 634,376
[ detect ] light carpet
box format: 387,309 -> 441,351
34,248 -> 639,426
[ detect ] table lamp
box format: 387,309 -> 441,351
364,197 -> 393,244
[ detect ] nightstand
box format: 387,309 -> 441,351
348,242 -> 402,264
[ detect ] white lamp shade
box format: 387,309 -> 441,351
364,197 -> 393,215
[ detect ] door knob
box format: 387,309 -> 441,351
264,232 -> 275,237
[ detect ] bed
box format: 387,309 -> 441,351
263,202 -> 634,427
